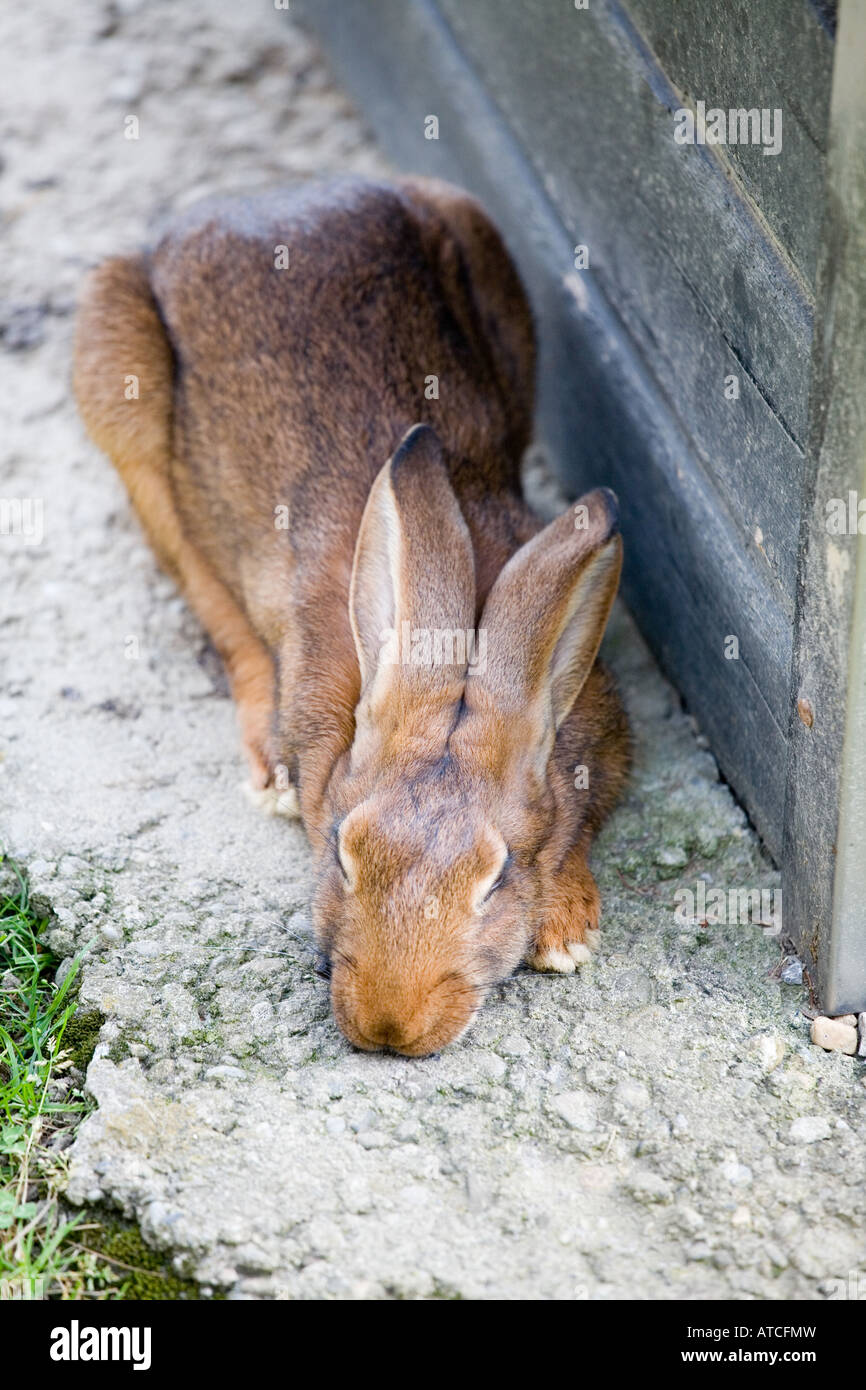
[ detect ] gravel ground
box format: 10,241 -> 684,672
1,0 -> 864,1300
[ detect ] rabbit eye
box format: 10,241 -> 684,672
481,877 -> 503,905
332,826 -> 352,883
481,851 -> 512,904
335,843 -> 350,883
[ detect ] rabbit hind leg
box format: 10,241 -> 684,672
74,255 -> 278,792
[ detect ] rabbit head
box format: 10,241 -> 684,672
312,425 -> 622,1056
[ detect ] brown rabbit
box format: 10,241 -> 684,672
74,176 -> 629,1057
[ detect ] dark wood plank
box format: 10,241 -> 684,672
625,0 -> 834,288
783,0 -> 866,1013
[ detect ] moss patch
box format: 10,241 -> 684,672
62,1010 -> 105,1072
79,1215 -> 225,1301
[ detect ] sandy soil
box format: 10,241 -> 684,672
1,0 -> 863,1299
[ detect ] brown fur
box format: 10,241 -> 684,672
74,176 -> 630,1057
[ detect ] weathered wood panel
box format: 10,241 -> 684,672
783,0 -> 866,1014
626,0 -> 834,288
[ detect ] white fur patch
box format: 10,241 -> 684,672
529,947 -> 576,974
528,931 -> 600,974
241,782 -> 301,819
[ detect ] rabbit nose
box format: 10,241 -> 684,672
366,1015 -> 419,1052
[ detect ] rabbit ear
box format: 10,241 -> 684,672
471,488 -> 622,744
349,424 -> 475,713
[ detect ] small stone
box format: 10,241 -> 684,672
474,1051 -> 507,1081
612,1078 -> 651,1111
325,1117 -> 346,1136
779,957 -> 804,985
810,1017 -> 858,1055
788,1115 -> 832,1144
356,1130 -> 389,1149
859,1015 -> 866,1058
671,1204 -> 704,1235
654,845 -> 689,877
731,1205 -> 752,1229
205,1065 -> 246,1081
833,1014 -> 857,1027
552,1091 -> 597,1132
625,1171 -> 673,1205
349,1109 -> 378,1133
748,1034 -> 785,1073
498,1033 -> 530,1059
99,924 -> 121,941
720,1158 -> 753,1186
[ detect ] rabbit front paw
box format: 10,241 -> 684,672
527,861 -> 601,973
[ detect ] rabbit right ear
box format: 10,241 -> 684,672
467,488 -> 622,767
349,425 -> 476,722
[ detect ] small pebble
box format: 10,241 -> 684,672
612,1078 -> 650,1111
720,1158 -> 753,1186
788,1115 -> 832,1144
349,1109 -> 378,1133
859,1014 -> 866,1059
654,845 -> 689,877
356,1131 -> 389,1149
552,1091 -> 597,1132
625,1171 -> 673,1205
810,1017 -> 858,1055
780,957 -> 804,985
749,1034 -> 785,1073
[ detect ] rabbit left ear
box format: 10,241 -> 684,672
469,488 -> 622,745
349,424 -> 476,717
